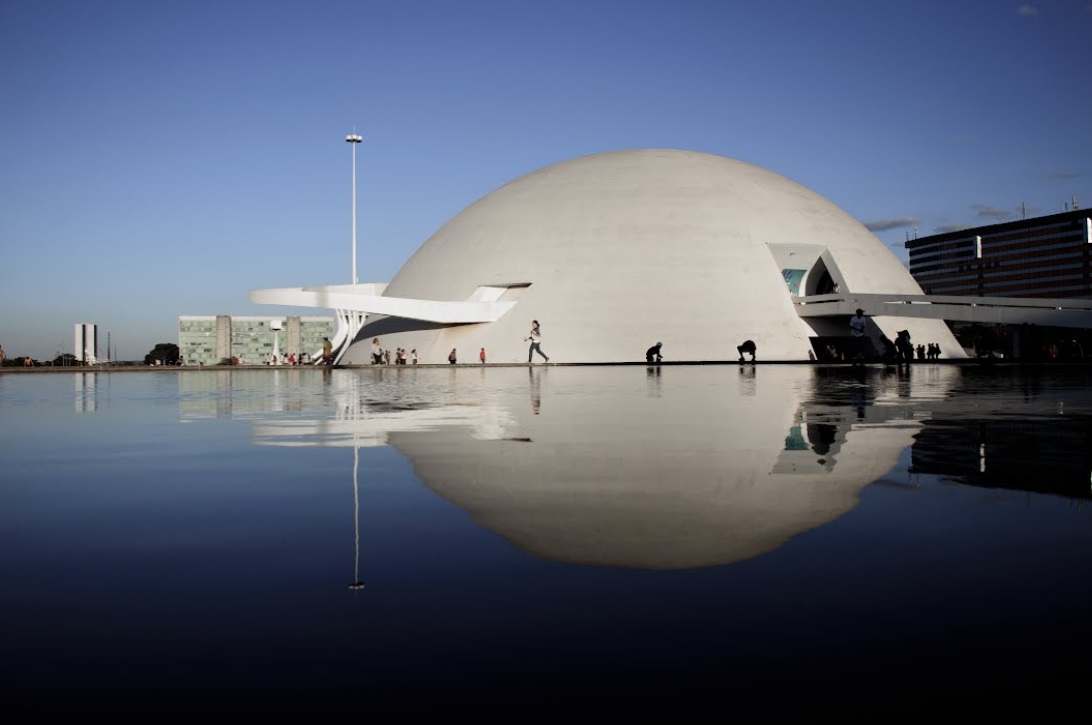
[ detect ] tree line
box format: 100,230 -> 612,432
0,343 -> 180,367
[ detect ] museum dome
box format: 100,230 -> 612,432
344,148 -> 955,364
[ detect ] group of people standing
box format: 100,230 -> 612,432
919,342 -> 942,360
858,311 -> 943,363
363,321 -> 550,366
370,338 -> 418,365
265,352 -> 312,366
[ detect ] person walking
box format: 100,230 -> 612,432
525,320 -> 549,363
322,337 -> 333,365
849,309 -> 869,360
895,330 -> 914,363
479,347 -> 487,364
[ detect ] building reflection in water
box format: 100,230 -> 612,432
910,419 -> 1092,499
75,372 -> 99,412
162,365 -> 1092,570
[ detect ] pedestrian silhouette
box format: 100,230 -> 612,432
895,330 -> 914,363
850,309 -> 869,360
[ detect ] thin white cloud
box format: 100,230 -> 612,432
1017,4 -> 1039,17
934,224 -> 970,234
1041,170 -> 1083,181
970,203 -> 1014,220
864,216 -> 920,232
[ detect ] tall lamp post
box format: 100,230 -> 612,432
345,132 -> 363,285
270,319 -> 283,363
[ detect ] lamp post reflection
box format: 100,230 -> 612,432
348,435 -> 365,590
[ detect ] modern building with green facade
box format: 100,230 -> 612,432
179,315 -> 335,366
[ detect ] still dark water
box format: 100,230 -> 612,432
2,364 -> 1091,717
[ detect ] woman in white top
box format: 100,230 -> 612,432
526,320 -> 549,363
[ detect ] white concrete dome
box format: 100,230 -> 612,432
344,148 -> 958,364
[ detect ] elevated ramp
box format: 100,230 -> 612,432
795,293 -> 1092,329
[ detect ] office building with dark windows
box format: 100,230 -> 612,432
905,208 -> 1092,299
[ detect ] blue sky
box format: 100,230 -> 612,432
2,0 -> 1090,360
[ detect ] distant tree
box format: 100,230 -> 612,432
53,353 -> 78,367
145,343 -> 180,366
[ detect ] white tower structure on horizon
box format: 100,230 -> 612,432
75,323 -> 97,366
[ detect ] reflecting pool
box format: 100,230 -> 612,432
2,364 -> 1091,716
